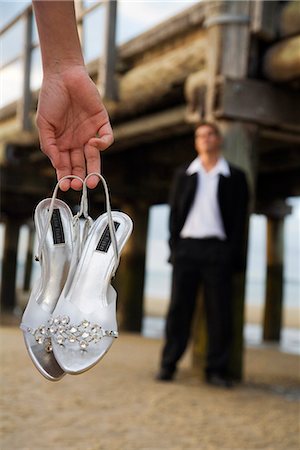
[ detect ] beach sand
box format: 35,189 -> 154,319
0,326 -> 299,450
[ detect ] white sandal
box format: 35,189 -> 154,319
50,173 -> 133,374
20,175 -> 85,381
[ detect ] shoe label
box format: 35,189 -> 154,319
96,222 -> 120,253
51,209 -> 65,245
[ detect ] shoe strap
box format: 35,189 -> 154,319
35,175 -> 84,262
83,173 -> 120,277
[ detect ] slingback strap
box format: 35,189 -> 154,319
78,180 -> 93,252
35,175 -> 84,262
83,173 -> 120,277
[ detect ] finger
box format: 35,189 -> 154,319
56,152 -> 73,191
84,142 -> 101,189
38,128 -> 71,190
38,129 -> 61,169
69,147 -> 85,191
89,121 -> 114,152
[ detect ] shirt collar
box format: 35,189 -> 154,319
186,156 -> 231,177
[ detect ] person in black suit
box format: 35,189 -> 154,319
156,122 -> 249,387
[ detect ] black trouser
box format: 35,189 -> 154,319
161,238 -> 233,377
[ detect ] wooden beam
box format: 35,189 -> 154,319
256,169 -> 300,200
251,0 -> 279,41
259,149 -> 300,173
217,78 -> 300,132
256,200 -> 292,219
108,35 -> 206,122
259,128 -> 300,146
112,105 -> 189,150
17,7 -> 33,132
99,0 -> 118,100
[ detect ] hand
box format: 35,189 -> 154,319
36,65 -> 114,191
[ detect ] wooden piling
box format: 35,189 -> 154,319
263,208 -> 287,341
0,219 -> 21,312
23,225 -> 34,292
221,122 -> 256,380
192,122 -> 256,380
114,202 -> 149,332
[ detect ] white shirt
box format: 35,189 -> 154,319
180,156 -> 231,240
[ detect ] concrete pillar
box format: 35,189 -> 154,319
114,202 -> 149,332
0,218 -> 21,312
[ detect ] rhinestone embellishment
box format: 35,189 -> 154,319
27,315 -> 118,352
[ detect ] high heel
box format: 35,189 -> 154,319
51,173 -> 133,374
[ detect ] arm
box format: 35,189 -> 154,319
231,172 -> 250,271
168,170 -> 183,261
33,1 -> 113,190
33,1 -> 84,74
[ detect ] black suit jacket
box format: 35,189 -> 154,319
169,161 -> 249,271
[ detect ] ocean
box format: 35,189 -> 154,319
0,201 -> 299,354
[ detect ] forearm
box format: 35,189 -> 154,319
33,1 -> 84,74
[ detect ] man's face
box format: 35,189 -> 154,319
194,125 -> 221,157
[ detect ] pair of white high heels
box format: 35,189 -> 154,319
20,173 -> 133,381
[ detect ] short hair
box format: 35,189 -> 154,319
194,121 -> 221,137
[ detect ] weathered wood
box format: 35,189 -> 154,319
221,122 -> 256,380
263,35 -> 300,82
221,121 -> 258,198
256,201 -> 292,218
17,7 -> 33,132
108,34 -> 206,121
263,215 -> 285,341
112,105 -> 188,150
257,169 -> 300,201
23,225 -> 35,292
192,289 -> 207,374
115,202 -> 149,332
251,0 -> 278,41
192,122 -> 255,381
280,0 -> 300,37
217,78 -> 300,132
259,128 -> 300,146
184,70 -> 207,122
204,0 -> 251,119
0,219 -> 21,311
99,0 -> 118,100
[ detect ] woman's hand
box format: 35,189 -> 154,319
36,65 -> 113,191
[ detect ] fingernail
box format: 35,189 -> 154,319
59,179 -> 70,191
87,175 -> 99,189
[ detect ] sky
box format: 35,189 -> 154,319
0,0 -> 199,106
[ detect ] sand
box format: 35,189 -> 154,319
0,326 -> 299,450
